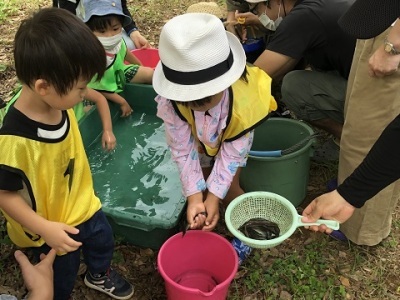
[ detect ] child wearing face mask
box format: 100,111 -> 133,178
248,0 -> 285,31
77,0 -> 154,117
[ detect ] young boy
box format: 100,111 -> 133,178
77,0 -> 154,117
153,13 -> 277,232
0,8 -> 133,300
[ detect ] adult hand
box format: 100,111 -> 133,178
301,190 -> 356,233
130,31 -> 151,49
234,11 -> 260,26
368,46 -> 400,77
15,249 -> 56,300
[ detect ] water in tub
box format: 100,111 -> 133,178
87,112 -> 184,219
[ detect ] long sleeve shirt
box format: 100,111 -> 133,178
156,89 -> 253,199
337,114 -> 400,208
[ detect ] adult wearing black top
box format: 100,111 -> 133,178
303,0 -> 400,245
302,113 -> 400,233
233,0 -> 356,140
54,0 -> 151,50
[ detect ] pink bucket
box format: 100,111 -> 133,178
157,231 -> 238,300
131,48 -> 160,69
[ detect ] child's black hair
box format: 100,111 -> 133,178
174,67 -> 249,107
86,14 -> 125,32
13,8 -> 106,96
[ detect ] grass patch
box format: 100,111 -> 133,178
0,0 -> 21,23
231,236 -> 348,299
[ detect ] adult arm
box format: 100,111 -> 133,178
302,113 -> 400,231
336,113 -> 400,206
121,0 -> 151,48
254,49 -> 298,80
225,0 -> 249,38
254,8 -> 323,80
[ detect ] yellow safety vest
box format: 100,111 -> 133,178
173,65 -> 277,156
0,109 -> 101,248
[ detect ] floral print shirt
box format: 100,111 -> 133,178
156,89 -> 253,199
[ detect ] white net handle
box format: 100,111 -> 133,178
295,215 -> 340,230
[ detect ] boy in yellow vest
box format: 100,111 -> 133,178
0,8 -> 133,300
153,13 -> 277,232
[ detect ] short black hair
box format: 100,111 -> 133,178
86,14 -> 124,32
14,8 -> 106,95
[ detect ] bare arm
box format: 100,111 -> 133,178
125,50 -> 142,66
0,190 -> 81,253
85,88 -> 116,151
101,91 -> 133,117
254,49 -> 299,80
129,30 -> 151,49
226,11 -> 240,37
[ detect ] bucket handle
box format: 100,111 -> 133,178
249,133 -> 322,157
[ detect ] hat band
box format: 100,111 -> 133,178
162,50 -> 234,85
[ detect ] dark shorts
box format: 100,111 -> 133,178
124,65 -> 140,82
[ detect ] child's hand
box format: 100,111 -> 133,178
40,222 -> 82,254
120,101 -> 133,117
202,196 -> 220,231
102,129 -> 116,151
187,193 -> 207,230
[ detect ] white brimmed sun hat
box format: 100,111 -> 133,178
152,13 -> 246,102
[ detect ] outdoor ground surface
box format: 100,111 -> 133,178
0,1 -> 400,299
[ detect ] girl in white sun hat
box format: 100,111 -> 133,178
153,13 -> 277,232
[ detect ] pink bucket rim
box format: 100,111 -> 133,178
157,230 -> 238,296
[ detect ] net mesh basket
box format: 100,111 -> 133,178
225,191 -> 299,249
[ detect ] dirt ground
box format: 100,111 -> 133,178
0,1 -> 400,300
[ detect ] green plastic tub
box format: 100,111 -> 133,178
240,118 -> 315,207
80,83 -> 186,249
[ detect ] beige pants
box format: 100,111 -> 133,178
339,29 -> 400,246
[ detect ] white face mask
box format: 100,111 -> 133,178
258,3 -> 283,31
97,32 -> 123,52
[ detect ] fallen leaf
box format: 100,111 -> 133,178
340,276 -> 351,287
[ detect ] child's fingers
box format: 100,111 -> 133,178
189,212 -> 207,229
63,224 -> 79,235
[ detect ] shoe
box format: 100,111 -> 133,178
231,237 -> 253,265
312,138 -> 340,163
329,230 -> 348,242
84,268 -> 134,300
